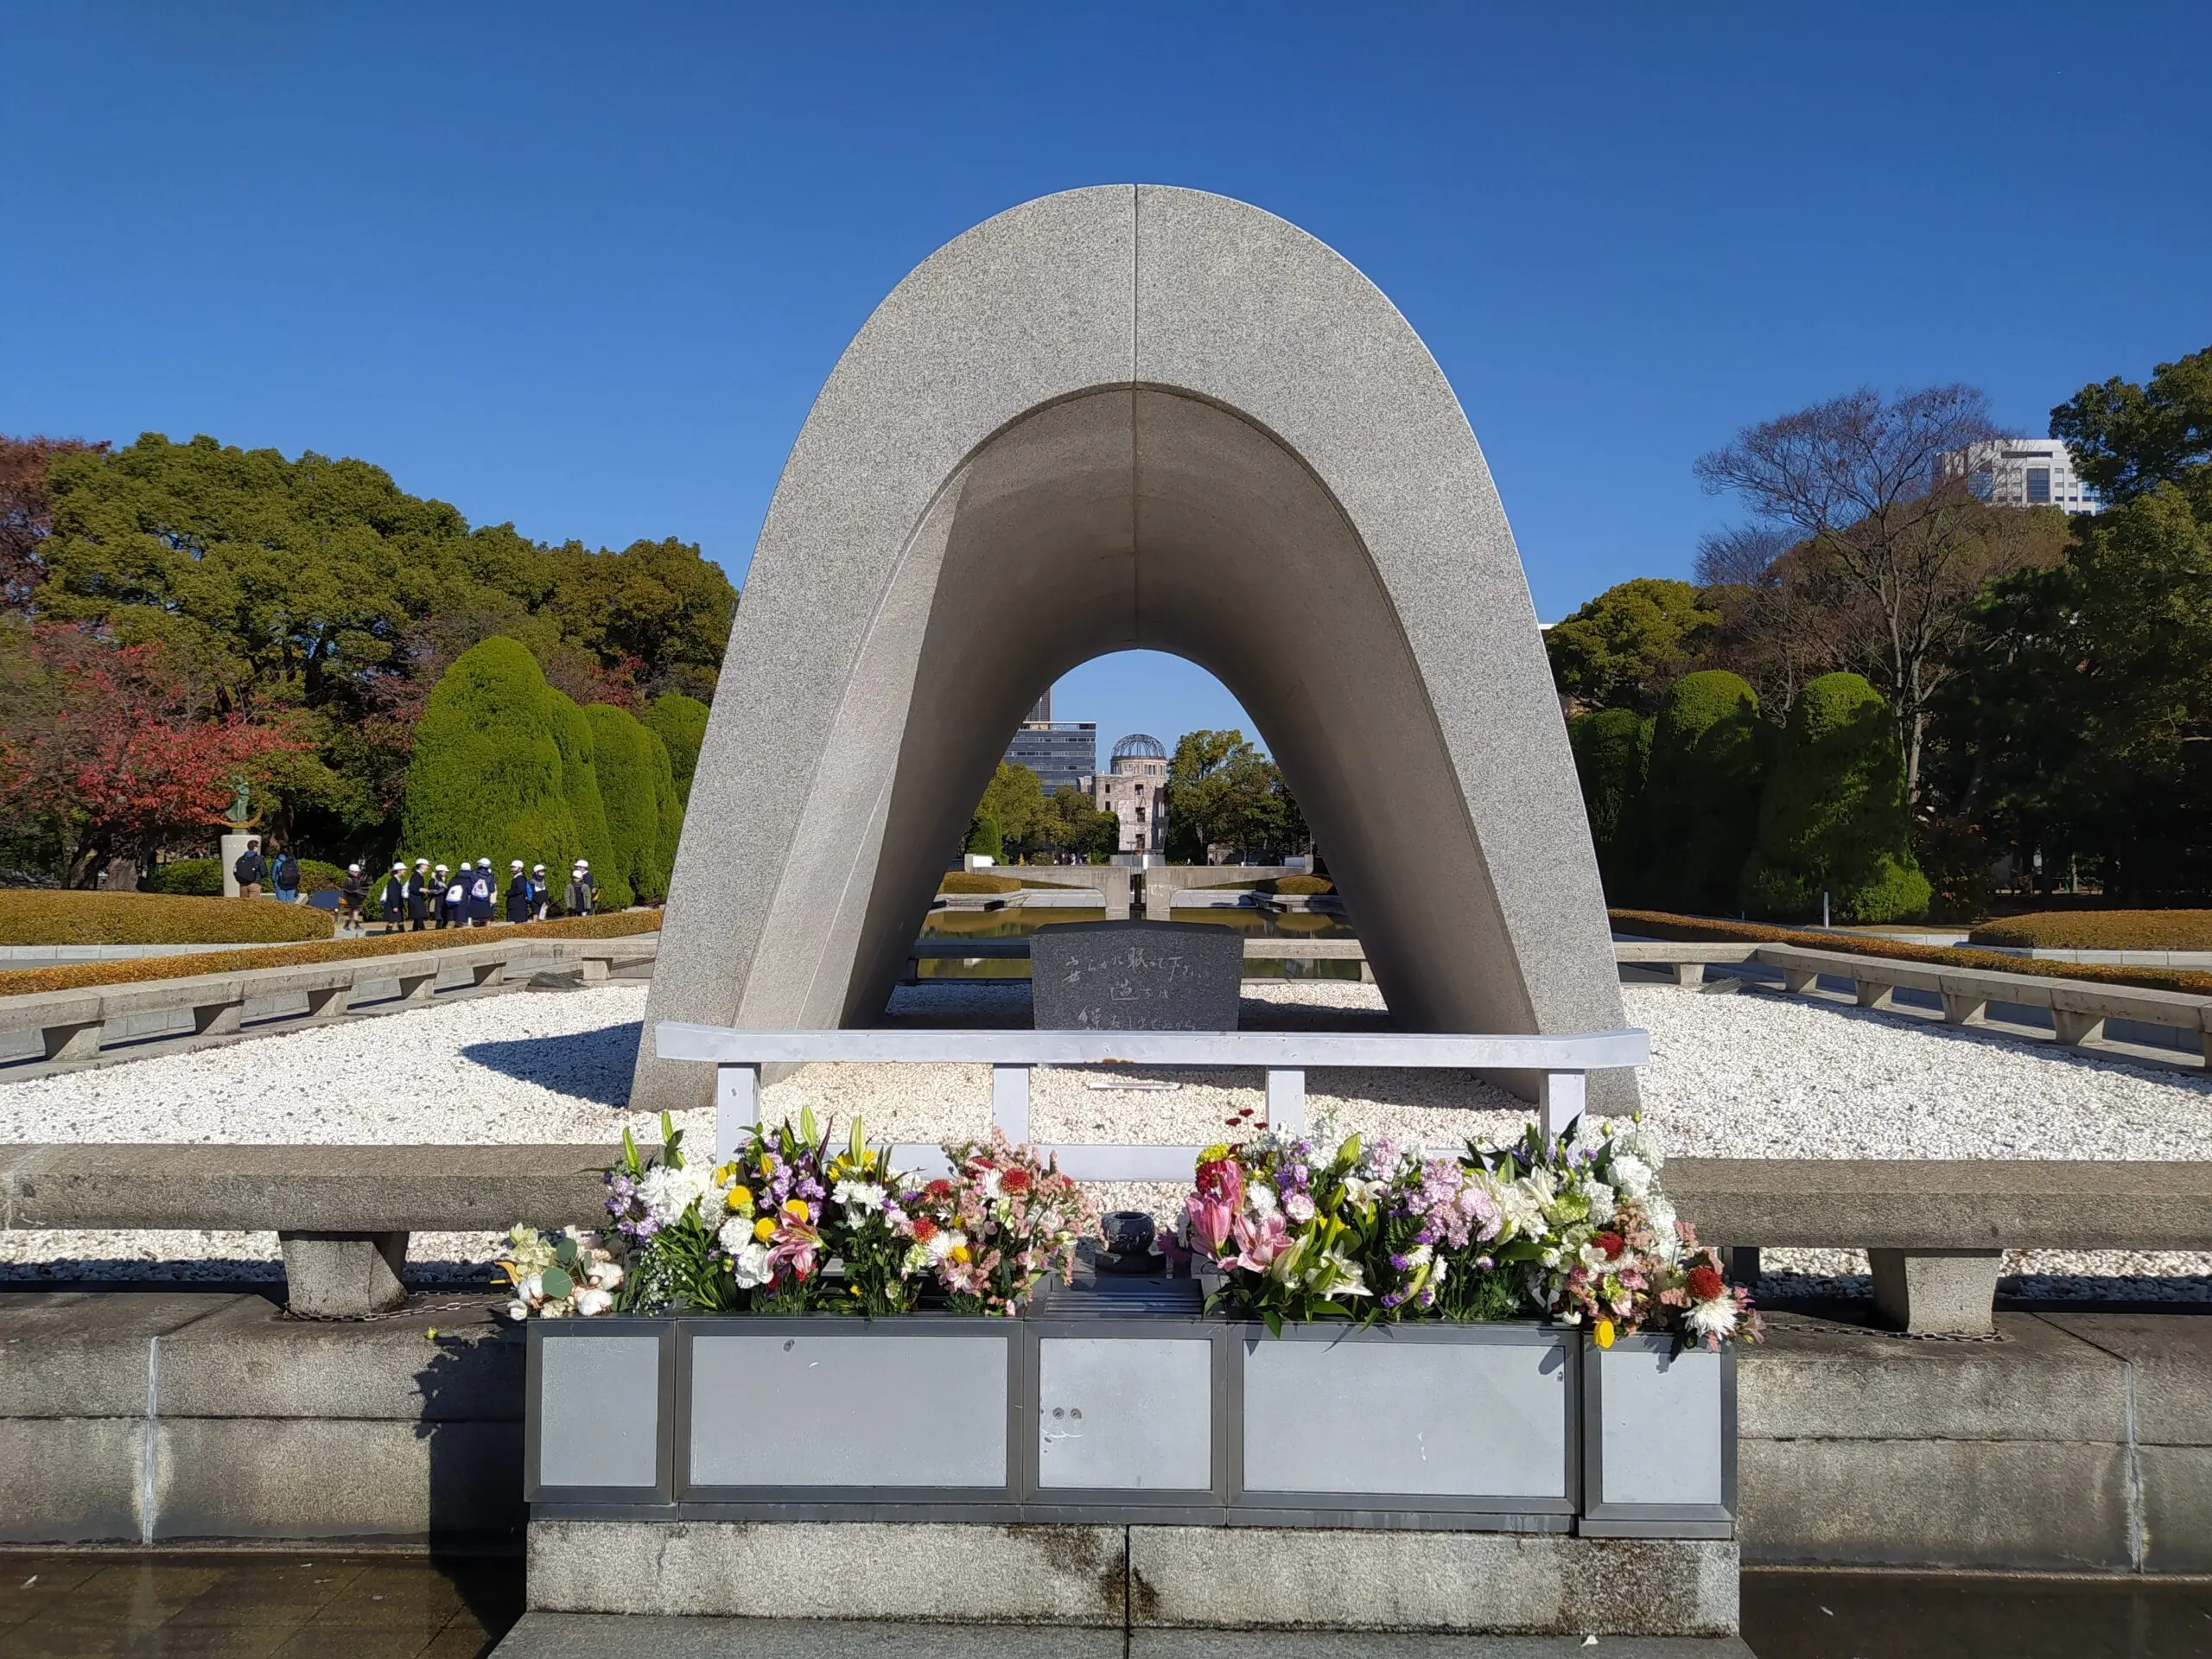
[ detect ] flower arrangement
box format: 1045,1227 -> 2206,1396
1180,1114 -> 1760,1351
899,1130 -> 1097,1315
497,1224 -> 623,1319
502,1113 -> 1091,1319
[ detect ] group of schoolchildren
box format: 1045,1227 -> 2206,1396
344,858 -> 597,934
231,837 -> 598,933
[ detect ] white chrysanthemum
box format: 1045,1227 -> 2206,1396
1247,1184 -> 1281,1217
1580,1179 -> 1617,1224
927,1229 -> 965,1262
638,1163 -> 710,1227
1645,1195 -> 1682,1263
573,1287 -> 613,1318
834,1179 -> 887,1210
1610,1153 -> 1655,1202
731,1241 -> 773,1289
1687,1295 -> 1738,1342
717,1217 -> 753,1255
1617,1120 -> 1665,1173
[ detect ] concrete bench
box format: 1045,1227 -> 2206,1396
0,933 -> 661,1068
0,1143 -> 633,1319
1628,937 -> 2212,1061
1667,1157 -> 2212,1334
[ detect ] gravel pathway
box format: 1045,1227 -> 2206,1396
4,976 -> 2207,1295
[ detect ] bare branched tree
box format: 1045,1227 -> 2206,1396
1694,386 -> 2011,800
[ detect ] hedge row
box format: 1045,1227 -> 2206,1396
1967,910 -> 2212,951
938,872 -> 1026,894
0,909 -> 663,999
0,892 -> 337,947
145,857 -> 356,898
1611,908 -> 2212,999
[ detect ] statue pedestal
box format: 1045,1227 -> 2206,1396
220,832 -> 254,898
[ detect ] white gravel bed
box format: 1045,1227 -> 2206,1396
6,976 -> 2211,1295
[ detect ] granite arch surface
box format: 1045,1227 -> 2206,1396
632,185 -> 1631,1115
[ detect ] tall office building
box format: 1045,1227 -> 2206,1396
1945,439 -> 2104,516
1003,686 -> 1097,791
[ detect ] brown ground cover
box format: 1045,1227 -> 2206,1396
1968,910 -> 2212,951
0,890 -> 335,947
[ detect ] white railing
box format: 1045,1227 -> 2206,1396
654,1023 -> 1649,1176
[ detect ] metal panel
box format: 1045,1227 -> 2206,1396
531,1325 -> 667,1496
688,1328 -> 1008,1489
1580,1334 -> 1736,1535
1593,1342 -> 1723,1507
1037,1337 -> 1212,1491
1243,1328 -> 1570,1499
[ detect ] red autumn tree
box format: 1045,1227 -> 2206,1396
0,623 -> 306,884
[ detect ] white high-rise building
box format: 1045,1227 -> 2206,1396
1946,439 -> 2104,516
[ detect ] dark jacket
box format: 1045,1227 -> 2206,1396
234,849 -> 266,887
271,854 -> 299,891
380,874 -> 408,914
340,872 -> 368,907
505,873 -> 533,924
406,874 -> 432,922
467,871 -> 495,921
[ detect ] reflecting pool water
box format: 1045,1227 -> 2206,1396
916,905 -> 1362,979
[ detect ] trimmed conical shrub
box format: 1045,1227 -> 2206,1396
1567,708 -> 1650,903
965,810 -> 1001,860
546,688 -> 626,908
648,728 -> 683,902
584,703 -> 668,907
1739,671 -> 1931,923
400,637 -> 582,875
1642,671 -> 1771,914
645,693 -> 709,809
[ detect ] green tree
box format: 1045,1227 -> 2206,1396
963,808 -> 1002,861
977,761 -> 1049,861
650,731 -> 683,895
398,638 -> 581,875
2050,344 -> 2212,513
546,537 -> 737,702
1739,672 -> 1929,922
1545,579 -> 1721,715
1567,707 -> 1651,903
584,704 -> 669,906
1161,730 -> 1303,862
645,693 -> 710,808
546,689 -> 621,899
1642,671 -> 1771,913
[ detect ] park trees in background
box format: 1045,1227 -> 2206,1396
645,693 -> 710,809
1567,707 -> 1650,901
1694,385 -> 2064,801
1639,671 -> 1771,916
585,703 -> 678,906
397,638 -> 583,881
0,622 -> 305,884
1934,346 -> 2212,902
1544,577 -> 1720,715
4,430 -> 735,868
1738,672 -> 1930,923
968,762 -> 1118,863
1163,730 -> 1306,865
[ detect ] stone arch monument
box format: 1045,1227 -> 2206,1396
632,185 -> 1630,1115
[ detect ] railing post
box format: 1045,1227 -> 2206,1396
1265,1068 -> 1306,1135
715,1063 -> 760,1162
992,1065 -> 1031,1143
1539,1071 -> 1585,1141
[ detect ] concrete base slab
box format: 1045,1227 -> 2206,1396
1132,1528 -> 1738,1635
529,1522 -> 1737,1637
492,1613 -> 1755,1658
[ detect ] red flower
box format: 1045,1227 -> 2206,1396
924,1180 -> 953,1202
911,1217 -> 938,1243
1001,1168 -> 1033,1194
1686,1266 -> 1726,1302
1597,1231 -> 1625,1260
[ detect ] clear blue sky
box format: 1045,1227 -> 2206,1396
7,4 -> 2208,753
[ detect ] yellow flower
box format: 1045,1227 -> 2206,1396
753,1217 -> 777,1243
1198,1143 -> 1233,1165
783,1198 -> 810,1221
1595,1318 -> 1616,1350
950,1244 -> 970,1264
726,1185 -> 753,1212
713,1161 -> 737,1185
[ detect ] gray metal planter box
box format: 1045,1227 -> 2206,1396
528,1312 -> 1594,1532
1580,1332 -> 1737,1538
